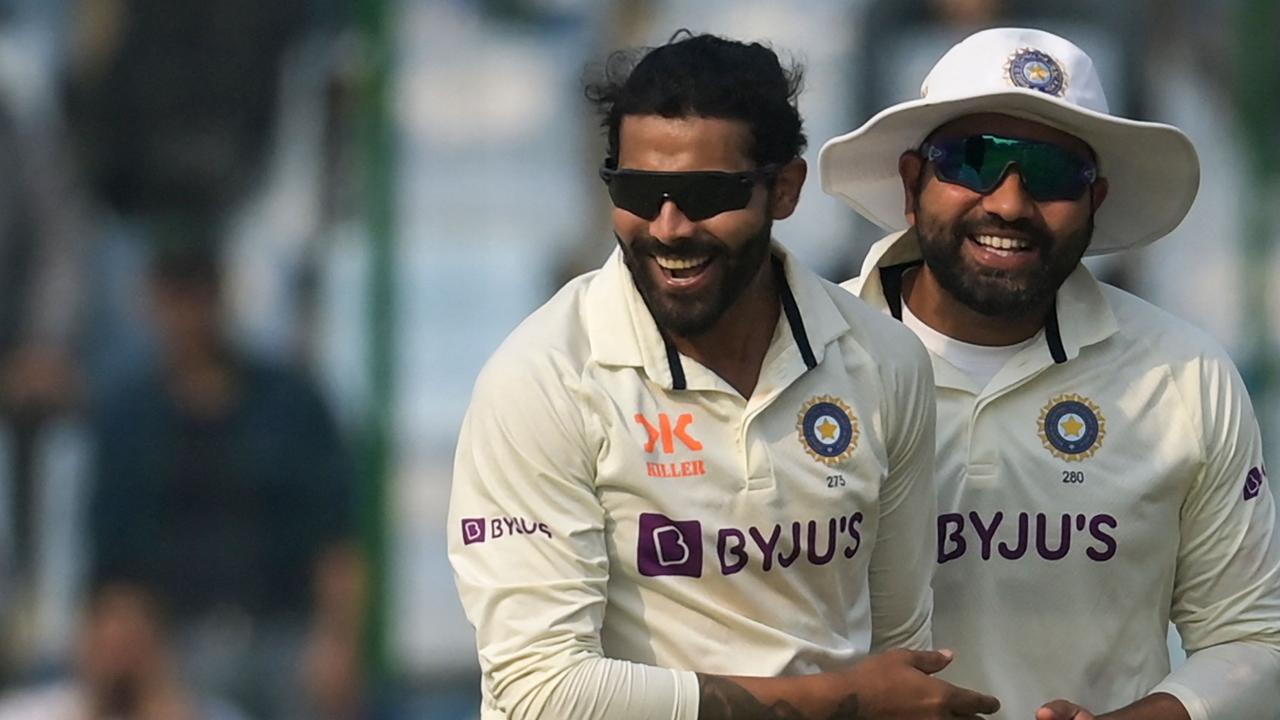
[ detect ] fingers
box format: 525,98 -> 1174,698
904,649 -> 999,716
1037,699 -> 1086,720
948,685 -> 1000,716
907,647 -> 955,674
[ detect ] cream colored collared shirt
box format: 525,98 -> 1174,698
845,230 -> 1280,720
450,244 -> 937,719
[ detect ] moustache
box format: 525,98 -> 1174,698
623,232 -> 726,260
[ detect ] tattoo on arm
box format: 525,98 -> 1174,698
697,675 -> 863,720
827,696 -> 863,720
697,675 -> 804,720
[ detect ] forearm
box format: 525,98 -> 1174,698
698,673 -> 854,720
496,656 -> 698,720
1098,692 -> 1189,720
1149,641 -> 1280,720
698,649 -> 998,720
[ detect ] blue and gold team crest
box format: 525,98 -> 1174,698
1038,393 -> 1105,461
797,395 -> 858,466
1006,47 -> 1068,97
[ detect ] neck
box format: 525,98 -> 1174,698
91,665 -> 191,720
667,257 -> 780,399
903,264 -> 1047,346
164,349 -> 238,418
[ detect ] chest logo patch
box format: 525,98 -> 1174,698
1038,393 -> 1105,461
797,395 -> 858,466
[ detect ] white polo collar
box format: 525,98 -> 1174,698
848,229 -> 1119,391
585,242 -> 852,393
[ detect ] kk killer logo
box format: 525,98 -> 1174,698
635,412 -> 707,478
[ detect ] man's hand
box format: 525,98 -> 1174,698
839,648 -> 1001,719
1039,693 -> 1190,720
1038,699 -> 1097,720
700,648 -> 1000,719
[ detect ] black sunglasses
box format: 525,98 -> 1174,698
599,160 -> 780,221
922,134 -> 1098,202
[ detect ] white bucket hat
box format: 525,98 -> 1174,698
819,27 -> 1200,255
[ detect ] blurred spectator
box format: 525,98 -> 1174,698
62,0 -> 347,376
0,101 -> 86,420
88,241 -> 363,720
64,0 -> 314,225
0,8 -> 93,679
855,0 -> 1151,119
0,580 -> 247,720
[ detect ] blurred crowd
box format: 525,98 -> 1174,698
0,0 -> 369,718
0,0 -> 1268,719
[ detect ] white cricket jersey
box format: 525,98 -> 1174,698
844,230 -> 1280,720
449,244 -> 938,720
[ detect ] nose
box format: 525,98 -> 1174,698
981,169 -> 1036,222
648,198 -> 697,244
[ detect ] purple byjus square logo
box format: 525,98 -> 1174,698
1244,467 -> 1266,501
461,518 -> 487,545
637,513 -> 702,577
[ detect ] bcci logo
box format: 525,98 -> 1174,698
797,396 -> 858,466
1006,47 -> 1068,97
1038,393 -> 1105,461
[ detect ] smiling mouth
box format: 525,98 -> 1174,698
969,233 -> 1033,257
654,254 -> 712,280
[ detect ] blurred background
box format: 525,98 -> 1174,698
0,0 -> 1270,717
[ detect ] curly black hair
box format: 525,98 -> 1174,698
584,30 -> 807,167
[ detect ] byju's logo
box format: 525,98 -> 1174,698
461,518 -> 487,545
637,513 -> 702,577
1244,466 -> 1267,501
636,512 -> 866,578
459,516 -> 552,545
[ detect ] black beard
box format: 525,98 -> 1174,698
915,210 -> 1092,320
618,217 -> 773,338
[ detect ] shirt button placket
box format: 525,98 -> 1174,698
744,422 -> 774,491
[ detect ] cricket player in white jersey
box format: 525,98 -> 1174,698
820,26 -> 1280,720
449,32 -> 1001,720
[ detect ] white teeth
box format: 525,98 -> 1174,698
654,255 -> 710,270
973,234 -> 1031,250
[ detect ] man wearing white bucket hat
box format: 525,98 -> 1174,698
821,27 -> 1280,720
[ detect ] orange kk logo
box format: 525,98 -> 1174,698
634,413 -> 703,454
